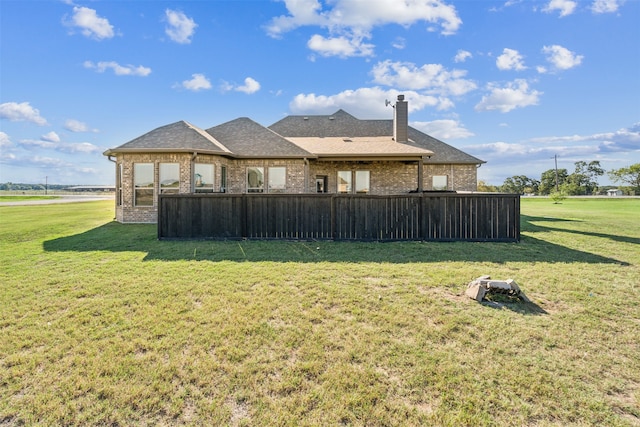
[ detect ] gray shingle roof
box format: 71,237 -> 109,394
104,120 -> 230,155
269,110 -> 485,165
206,117 -> 313,158
104,110 -> 484,165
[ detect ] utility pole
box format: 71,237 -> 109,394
45,176 -> 48,195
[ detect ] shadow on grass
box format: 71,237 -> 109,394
42,218 -> 627,265
481,295 -> 549,315
522,215 -> 640,246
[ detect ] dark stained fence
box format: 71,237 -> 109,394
158,193 -> 520,242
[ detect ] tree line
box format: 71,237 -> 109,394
0,183 -> 70,191
478,162 -> 640,196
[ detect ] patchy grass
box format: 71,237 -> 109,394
1,199 -> 639,426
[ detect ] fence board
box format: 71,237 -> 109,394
158,193 -> 520,242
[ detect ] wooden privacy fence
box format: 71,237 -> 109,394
158,193 -> 520,242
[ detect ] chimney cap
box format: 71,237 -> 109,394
397,94 -> 405,101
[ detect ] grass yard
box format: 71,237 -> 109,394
1,198 -> 639,426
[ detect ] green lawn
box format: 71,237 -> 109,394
1,198 -> 639,426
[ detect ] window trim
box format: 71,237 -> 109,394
268,166 -> 287,193
247,166 -> 265,193
194,163 -> 215,193
433,175 -> 448,191
337,171 -> 352,193
355,170 -> 370,193
134,163 -> 154,207
159,163 -> 180,194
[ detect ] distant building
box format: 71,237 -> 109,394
607,188 -> 623,196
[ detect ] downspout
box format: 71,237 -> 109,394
191,152 -> 198,193
107,155 -> 117,219
417,157 -> 424,192
304,158 -> 309,193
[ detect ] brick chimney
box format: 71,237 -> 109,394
393,94 -> 408,143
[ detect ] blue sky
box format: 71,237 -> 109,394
1,0 -> 638,186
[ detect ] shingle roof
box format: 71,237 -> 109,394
103,120 -> 230,155
206,117 -> 313,158
104,110 -> 484,165
269,110 -> 485,165
288,136 -> 432,159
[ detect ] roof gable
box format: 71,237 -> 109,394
269,110 -> 391,138
104,120 -> 229,155
206,117 -> 313,158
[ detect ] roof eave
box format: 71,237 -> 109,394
314,154 -> 431,162
103,148 -> 235,157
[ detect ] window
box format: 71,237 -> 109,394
338,170 -> 370,193
116,163 -> 123,206
247,167 -> 264,193
433,175 -> 448,191
159,163 -> 180,194
220,166 -> 227,192
316,176 -> 327,193
337,171 -> 352,193
134,163 -> 154,206
194,163 -> 214,193
355,171 -> 370,193
268,167 -> 286,193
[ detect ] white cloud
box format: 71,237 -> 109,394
0,102 -> 48,125
20,137 -> 100,153
64,119 -> 97,133
496,48 -> 526,71
0,132 -> 12,148
591,0 -> 623,13
528,123 -> 640,152
411,119 -> 474,139
542,45 -> 583,71
84,61 -> 151,76
66,6 -> 115,40
236,77 -> 261,94
20,139 -> 55,149
266,0 -> 462,57
392,37 -> 406,50
290,87 -> 441,118
222,77 -> 261,94
41,131 -> 60,143
371,60 -> 476,108
60,142 -> 100,153
454,50 -> 472,63
475,79 -> 542,113
165,9 -> 197,44
178,73 -> 212,91
307,34 -> 374,58
542,0 -> 577,17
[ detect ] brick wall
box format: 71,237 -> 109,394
113,153 -> 478,223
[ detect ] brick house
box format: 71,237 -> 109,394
104,95 -> 484,223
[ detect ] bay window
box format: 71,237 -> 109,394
159,163 -> 180,194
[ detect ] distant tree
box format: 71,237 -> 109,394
564,161 -> 604,195
609,163 -> 640,195
501,175 -> 540,194
477,180 -> 499,192
539,168 -> 568,195
550,190 -> 568,204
